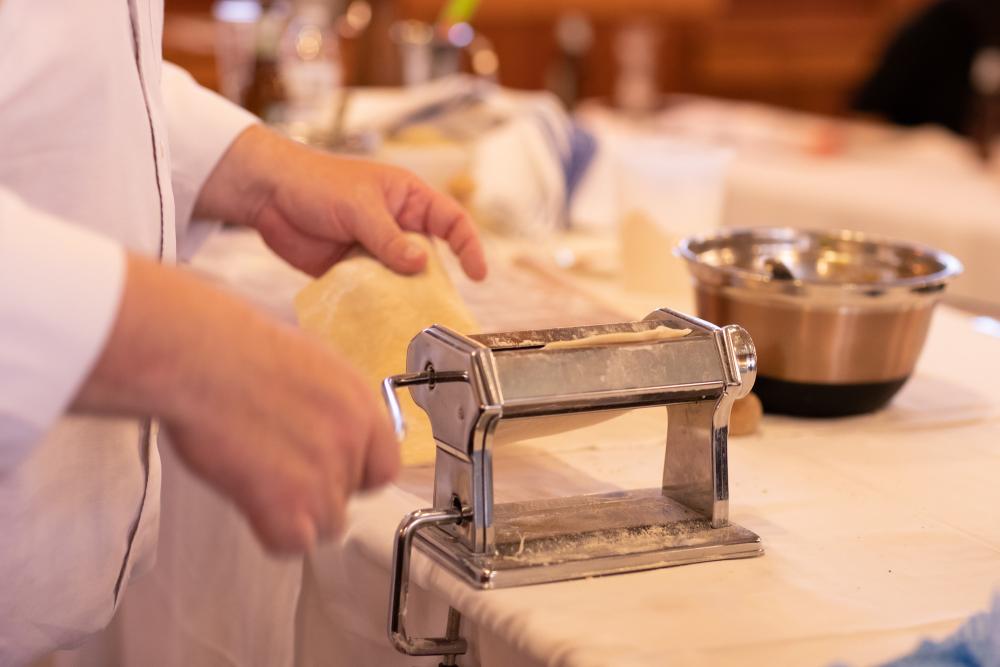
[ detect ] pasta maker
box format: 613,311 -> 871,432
381,307 -> 762,661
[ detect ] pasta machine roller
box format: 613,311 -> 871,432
382,307 -> 763,661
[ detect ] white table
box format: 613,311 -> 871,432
282,230 -> 1000,667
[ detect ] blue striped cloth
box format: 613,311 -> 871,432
878,596 -> 1000,667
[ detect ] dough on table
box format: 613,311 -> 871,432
294,234 -> 478,467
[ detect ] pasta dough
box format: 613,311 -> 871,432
294,234 -> 478,467
543,326 -> 690,350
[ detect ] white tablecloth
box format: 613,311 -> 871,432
284,236 -> 1000,667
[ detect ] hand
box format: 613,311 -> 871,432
165,317 -> 399,552
196,125 -> 488,281
74,255 -> 400,553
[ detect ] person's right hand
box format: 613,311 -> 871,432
165,319 -> 399,552
73,254 -> 400,553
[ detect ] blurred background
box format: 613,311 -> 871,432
170,0 -> 933,115
164,0 -> 1000,317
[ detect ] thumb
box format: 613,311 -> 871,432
355,207 -> 429,275
361,404 -> 401,491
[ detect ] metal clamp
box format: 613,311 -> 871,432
383,366 -> 473,658
388,506 -> 470,656
381,369 -> 469,440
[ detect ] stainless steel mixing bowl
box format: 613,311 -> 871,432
677,227 -> 963,417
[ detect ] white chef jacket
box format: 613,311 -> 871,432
0,1 -> 257,664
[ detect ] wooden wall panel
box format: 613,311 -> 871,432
164,0 -> 936,115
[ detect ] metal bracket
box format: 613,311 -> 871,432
383,368 -> 475,658
388,506 -> 471,657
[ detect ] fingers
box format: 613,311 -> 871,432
317,476 -> 349,541
361,406 -> 401,490
440,212 -> 488,282
291,512 -> 319,552
393,176 -> 488,281
352,205 -> 430,276
242,462 -> 346,552
245,496 -> 319,555
256,215 -> 345,277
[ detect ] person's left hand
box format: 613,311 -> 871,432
195,124 -> 487,280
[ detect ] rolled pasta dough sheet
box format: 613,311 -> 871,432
543,325 -> 690,350
294,234 -> 478,467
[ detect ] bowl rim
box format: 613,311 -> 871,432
675,226 -> 964,295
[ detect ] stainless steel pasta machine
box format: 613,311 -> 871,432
381,307 -> 763,663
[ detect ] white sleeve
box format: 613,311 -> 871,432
161,63 -> 259,258
0,190 -> 125,468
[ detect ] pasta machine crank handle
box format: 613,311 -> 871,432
382,369 -> 469,440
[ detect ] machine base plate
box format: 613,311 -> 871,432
417,488 -> 763,589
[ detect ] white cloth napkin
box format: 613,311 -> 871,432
344,78 -> 595,236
